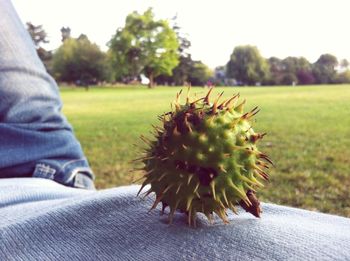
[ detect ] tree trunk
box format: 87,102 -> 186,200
148,73 -> 154,88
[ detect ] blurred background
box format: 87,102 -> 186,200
12,0 -> 350,217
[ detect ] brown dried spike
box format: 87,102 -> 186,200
261,132 -> 267,138
250,106 -> 259,114
239,190 -> 261,218
241,106 -> 260,120
235,99 -> 246,113
136,182 -> 147,196
190,97 -> 204,107
183,114 -> 193,132
142,189 -> 153,199
254,169 -> 269,181
217,97 -> 229,110
224,93 -> 240,108
204,87 -> 214,104
248,107 -> 260,118
132,175 -> 146,184
250,132 -> 266,143
149,194 -> 164,211
176,89 -> 183,103
217,102 -> 226,110
256,160 -> 270,169
211,91 -> 224,114
131,156 -> 155,163
259,153 -> 274,166
140,135 -> 152,145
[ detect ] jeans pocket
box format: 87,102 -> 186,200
33,158 -> 95,190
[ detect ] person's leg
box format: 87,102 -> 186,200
0,0 -> 94,189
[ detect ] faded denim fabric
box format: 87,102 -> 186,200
0,178 -> 350,261
0,0 -> 94,189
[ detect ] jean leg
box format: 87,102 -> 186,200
0,0 -> 94,189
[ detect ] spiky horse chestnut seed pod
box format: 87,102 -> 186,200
137,88 -> 273,226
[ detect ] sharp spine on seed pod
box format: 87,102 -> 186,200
136,87 -> 273,227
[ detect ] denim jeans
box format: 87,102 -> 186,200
0,0 -> 94,189
1,178 -> 350,261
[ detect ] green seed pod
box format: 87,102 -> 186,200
137,88 -> 272,226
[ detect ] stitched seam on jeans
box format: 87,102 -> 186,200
0,122 -> 72,132
0,66 -> 54,84
61,158 -> 87,170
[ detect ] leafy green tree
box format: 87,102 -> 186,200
312,54 -> 338,84
336,70 -> 350,83
60,27 -> 71,42
155,57 -> 212,86
296,70 -> 315,85
226,45 -> 270,85
155,18 -> 195,86
155,55 -> 193,85
267,56 -> 313,85
280,73 -> 298,85
267,57 -> 283,85
26,22 -> 48,47
108,8 -> 179,87
188,61 -> 213,86
52,34 -> 107,84
337,59 -> 350,83
281,57 -> 312,85
169,17 -> 192,85
26,22 -> 52,69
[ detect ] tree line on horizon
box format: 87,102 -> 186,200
27,9 -> 350,88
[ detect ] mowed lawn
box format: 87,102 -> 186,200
61,85 -> 350,217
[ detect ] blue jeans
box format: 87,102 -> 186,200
0,0 -> 94,189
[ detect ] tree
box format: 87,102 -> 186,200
155,55 -> 193,85
169,16 -> 192,85
26,22 -> 49,47
155,57 -> 213,86
267,56 -> 314,85
336,70 -> 350,83
60,27 -> 71,42
226,45 -> 270,85
312,54 -> 338,84
296,70 -> 315,85
340,59 -> 349,69
267,57 -> 283,85
155,17 -> 194,86
187,61 -> 213,86
108,8 -> 179,87
52,34 -> 107,84
281,57 -> 313,85
26,22 -> 52,69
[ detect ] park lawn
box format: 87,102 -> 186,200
61,85 -> 350,217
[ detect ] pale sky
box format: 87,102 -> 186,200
12,0 -> 350,69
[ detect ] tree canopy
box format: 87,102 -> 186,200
312,54 -> 338,84
26,22 -> 48,48
226,45 -> 270,85
26,22 -> 52,68
108,8 -> 179,87
52,34 -> 107,84
267,56 -> 314,85
60,27 -> 71,42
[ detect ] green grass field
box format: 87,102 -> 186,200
61,85 -> 350,217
